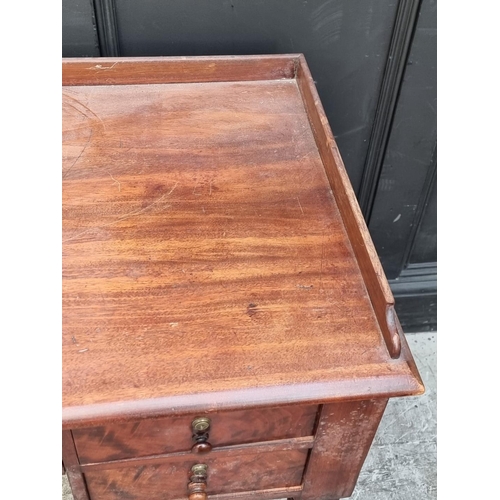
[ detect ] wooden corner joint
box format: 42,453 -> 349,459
384,305 -> 402,359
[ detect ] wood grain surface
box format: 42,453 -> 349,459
62,57 -> 423,427
301,400 -> 387,500
79,437 -> 314,472
62,55 -> 297,86
73,405 -> 317,463
83,447 -> 308,499
63,430 -> 90,500
296,55 -> 401,359
204,485 -> 303,500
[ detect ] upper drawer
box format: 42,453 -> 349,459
73,404 -> 318,463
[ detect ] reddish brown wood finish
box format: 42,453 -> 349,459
63,56 -> 423,428
62,431 -> 90,500
80,437 -> 314,472
73,405 -> 317,463
206,486 -> 303,500
62,55 -> 297,86
83,447 -> 308,500
62,55 -> 424,500
296,55 -> 401,359
301,400 -> 388,500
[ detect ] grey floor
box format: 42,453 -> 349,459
62,332 -> 436,500
350,332 -> 436,500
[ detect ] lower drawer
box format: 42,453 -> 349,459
83,446 -> 309,500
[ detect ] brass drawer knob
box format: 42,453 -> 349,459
188,464 -> 208,500
192,417 -> 210,432
191,417 -> 212,454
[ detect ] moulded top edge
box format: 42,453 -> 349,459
62,55 -> 302,87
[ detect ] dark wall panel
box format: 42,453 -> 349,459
394,294 -> 436,332
368,0 -> 436,279
62,0 -> 100,57
410,173 -> 437,264
113,0 -> 398,193
61,0 -> 437,331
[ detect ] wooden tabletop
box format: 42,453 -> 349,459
62,56 -> 423,427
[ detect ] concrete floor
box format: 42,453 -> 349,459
62,332 -> 436,500
350,332 -> 436,500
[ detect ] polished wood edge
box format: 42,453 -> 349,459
398,316 -> 425,392
295,54 -> 401,359
80,436 -> 314,471
73,401 -> 318,428
62,54 -> 300,86
385,305 -> 402,358
63,369 -> 423,429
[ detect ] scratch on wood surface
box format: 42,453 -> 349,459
63,182 -> 179,243
209,181 -> 213,196
296,196 -> 304,215
129,422 -> 141,437
109,173 -> 121,192
88,62 -> 118,71
63,129 -> 93,179
319,231 -> 325,292
133,466 -> 146,482
62,92 -> 105,126
296,149 -> 315,162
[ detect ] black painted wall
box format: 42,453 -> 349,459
62,0 -> 99,57
62,0 -> 437,331
369,0 -> 437,330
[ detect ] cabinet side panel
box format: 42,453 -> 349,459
301,399 -> 387,500
63,430 -> 90,500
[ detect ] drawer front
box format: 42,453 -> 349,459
73,405 -> 318,463
84,447 -> 309,500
